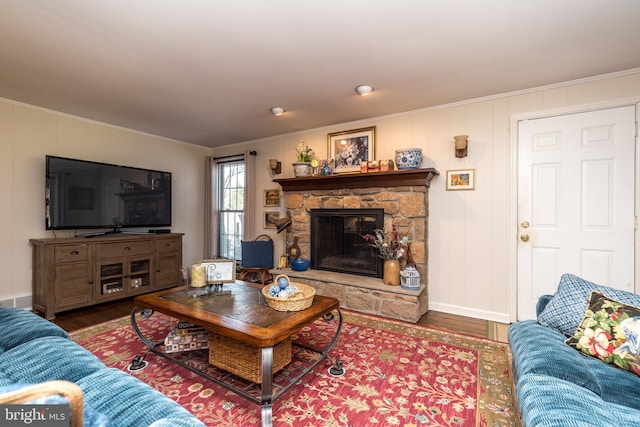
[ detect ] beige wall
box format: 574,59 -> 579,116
0,99 -> 210,307
213,69 -> 640,323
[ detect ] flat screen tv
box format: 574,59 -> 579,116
45,155 -> 172,233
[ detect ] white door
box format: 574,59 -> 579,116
517,106 -> 637,320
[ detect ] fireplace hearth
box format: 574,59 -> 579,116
310,208 -> 383,278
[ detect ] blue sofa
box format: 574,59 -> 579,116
0,307 -> 204,427
508,274 -> 640,426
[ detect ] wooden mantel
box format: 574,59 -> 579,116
273,168 -> 439,191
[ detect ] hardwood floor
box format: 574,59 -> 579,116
418,310 -> 491,339
49,298 -> 136,332
47,297 -> 504,341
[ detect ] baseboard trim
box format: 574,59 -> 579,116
429,301 -> 510,324
0,296 -> 33,311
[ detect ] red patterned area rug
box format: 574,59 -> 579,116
70,310 -> 519,427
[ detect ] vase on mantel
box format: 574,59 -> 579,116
383,259 -> 401,286
292,162 -> 312,177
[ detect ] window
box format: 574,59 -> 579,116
217,160 -> 245,260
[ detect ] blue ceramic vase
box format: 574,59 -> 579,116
395,148 -> 423,169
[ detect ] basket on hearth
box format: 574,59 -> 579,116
261,274 -> 315,311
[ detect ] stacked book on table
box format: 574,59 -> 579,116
164,321 -> 209,353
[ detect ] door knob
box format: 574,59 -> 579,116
520,234 -> 530,242
521,221 -> 530,229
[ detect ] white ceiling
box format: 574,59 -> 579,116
1,1 -> 639,148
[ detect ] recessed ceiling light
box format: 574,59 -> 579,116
355,85 -> 374,96
270,107 -> 285,116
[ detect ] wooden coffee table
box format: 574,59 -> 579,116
131,281 -> 342,427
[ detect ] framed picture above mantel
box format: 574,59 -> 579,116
327,126 -> 376,174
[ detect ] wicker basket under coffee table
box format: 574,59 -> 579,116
131,280 -> 342,427
208,334 -> 292,383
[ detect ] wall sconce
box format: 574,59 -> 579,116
453,135 -> 469,158
269,159 -> 282,175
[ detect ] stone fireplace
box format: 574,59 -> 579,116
273,168 -> 438,322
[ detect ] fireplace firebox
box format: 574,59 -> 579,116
310,208 -> 384,278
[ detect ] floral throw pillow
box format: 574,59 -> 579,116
565,291 -> 640,376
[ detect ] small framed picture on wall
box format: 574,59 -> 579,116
264,189 -> 281,207
446,169 -> 475,191
264,211 -> 281,229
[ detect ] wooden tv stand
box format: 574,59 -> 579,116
30,233 -> 183,319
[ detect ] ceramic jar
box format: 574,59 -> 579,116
400,265 -> 421,290
395,148 -> 423,169
292,162 -> 312,177
320,160 -> 333,176
383,259 -> 401,286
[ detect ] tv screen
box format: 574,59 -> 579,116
45,155 -> 172,231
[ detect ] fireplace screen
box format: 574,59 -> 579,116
310,208 -> 383,278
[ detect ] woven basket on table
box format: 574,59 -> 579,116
261,274 -> 315,311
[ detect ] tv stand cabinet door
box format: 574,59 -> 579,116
54,261 -> 93,309
31,241 -> 93,319
155,236 -> 182,289
95,259 -> 126,301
